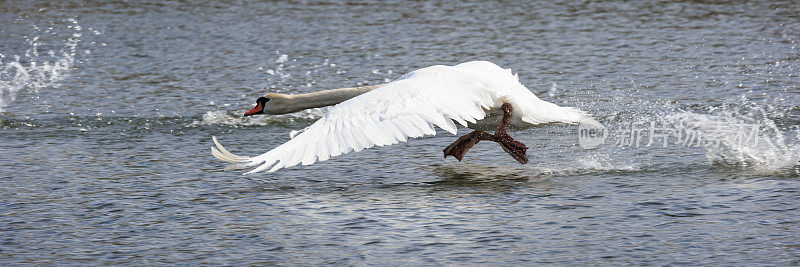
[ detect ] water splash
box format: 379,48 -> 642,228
666,100 -> 800,176
188,108 -> 325,128
600,95 -> 800,176
575,152 -> 641,172
259,52 -> 294,88
256,52 -> 395,92
0,18 -> 81,112
547,82 -> 558,98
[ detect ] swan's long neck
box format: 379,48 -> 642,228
272,85 -> 380,114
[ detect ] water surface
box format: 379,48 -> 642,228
1,1 -> 799,265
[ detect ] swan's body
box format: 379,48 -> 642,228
213,61 -> 593,174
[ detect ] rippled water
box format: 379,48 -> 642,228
2,1 -> 799,265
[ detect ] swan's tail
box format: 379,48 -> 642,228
560,106 -> 592,124
559,107 -> 605,134
565,106 -> 602,126
519,102 -> 600,126
211,136 -> 253,170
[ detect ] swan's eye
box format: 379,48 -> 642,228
256,97 -> 270,105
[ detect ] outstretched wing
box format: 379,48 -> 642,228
212,65 -> 500,174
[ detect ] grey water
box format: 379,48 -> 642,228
2,0 -> 799,265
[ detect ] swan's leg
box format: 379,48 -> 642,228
443,130 -> 495,161
493,103 -> 529,164
443,103 -> 529,164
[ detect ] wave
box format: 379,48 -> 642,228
431,155 -> 642,182
0,114 -> 194,133
0,108 -> 326,132
187,109 -> 325,127
0,18 -> 81,112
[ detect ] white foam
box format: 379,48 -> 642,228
584,92 -> 798,176
577,152 -> 640,172
617,94 -> 799,176
664,109 -> 799,176
529,151 -> 641,177
0,18 -> 81,112
188,108 -> 326,127
276,54 -> 288,63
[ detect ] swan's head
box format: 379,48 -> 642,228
243,93 -> 291,116
243,96 -> 269,117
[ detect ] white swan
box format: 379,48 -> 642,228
212,61 -> 595,174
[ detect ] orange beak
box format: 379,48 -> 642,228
243,102 -> 263,117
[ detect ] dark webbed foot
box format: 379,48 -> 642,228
443,130 -> 494,161
443,102 -> 529,164
494,131 -> 529,164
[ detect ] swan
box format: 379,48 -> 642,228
212,61 -> 595,174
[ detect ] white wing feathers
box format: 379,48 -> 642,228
211,61 -> 592,174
